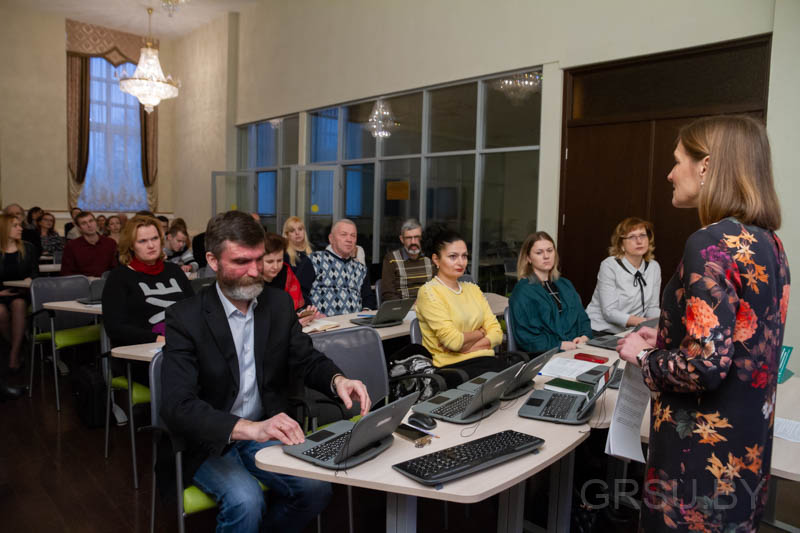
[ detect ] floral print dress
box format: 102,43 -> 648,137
640,218 -> 790,532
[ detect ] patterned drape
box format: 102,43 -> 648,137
65,19 -> 160,210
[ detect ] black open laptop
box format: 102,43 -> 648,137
500,347 -> 560,400
283,392 -> 418,470
349,299 -> 415,328
518,360 -> 620,425
411,362 -> 523,424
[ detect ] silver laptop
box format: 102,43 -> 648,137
411,362 -> 523,424
500,347 -> 560,400
283,392 -> 418,470
349,298 -> 414,328
518,359 -> 620,425
77,279 -> 105,305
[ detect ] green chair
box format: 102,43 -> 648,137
28,276 -> 101,411
147,350 -> 267,533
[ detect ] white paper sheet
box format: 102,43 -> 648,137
605,363 -> 650,463
775,417 -> 800,443
540,357 -> 598,378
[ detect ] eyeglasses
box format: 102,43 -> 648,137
623,233 -> 649,242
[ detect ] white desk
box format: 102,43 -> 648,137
40,264 -> 61,273
256,402 -> 588,532
111,342 -> 163,363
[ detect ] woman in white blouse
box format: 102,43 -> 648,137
585,217 -> 661,334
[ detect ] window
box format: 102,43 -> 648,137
78,57 -> 148,211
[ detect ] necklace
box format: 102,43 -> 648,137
435,275 -> 462,294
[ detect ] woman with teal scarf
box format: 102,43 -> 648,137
509,231 -> 592,353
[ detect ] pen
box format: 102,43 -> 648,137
406,423 -> 440,438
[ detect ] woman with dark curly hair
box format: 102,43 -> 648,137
617,115 -> 790,532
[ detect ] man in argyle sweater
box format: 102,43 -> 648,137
297,219 -> 376,316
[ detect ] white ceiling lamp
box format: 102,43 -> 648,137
494,71 -> 542,106
366,99 -> 395,138
162,0 -> 191,17
118,8 -> 179,114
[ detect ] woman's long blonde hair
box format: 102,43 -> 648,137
0,214 -> 24,258
282,216 -> 312,267
678,115 -> 780,230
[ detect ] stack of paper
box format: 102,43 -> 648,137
605,363 -> 651,463
302,320 -> 340,334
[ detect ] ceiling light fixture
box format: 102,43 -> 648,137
162,0 -> 191,17
118,8 -> 179,113
366,99 -> 395,138
494,71 -> 542,106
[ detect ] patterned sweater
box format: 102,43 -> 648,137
297,249 -> 376,316
380,248 -> 435,301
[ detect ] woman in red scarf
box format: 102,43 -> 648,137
102,215 -> 193,383
262,232 -> 322,326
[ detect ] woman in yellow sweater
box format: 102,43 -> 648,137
415,227 -> 504,377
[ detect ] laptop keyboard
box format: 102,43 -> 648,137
393,430 -> 544,485
302,430 -> 352,462
431,393 -> 474,418
541,393 -> 578,419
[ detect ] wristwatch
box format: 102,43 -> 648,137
636,349 -> 652,366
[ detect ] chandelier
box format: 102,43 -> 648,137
494,71 -> 542,106
118,8 -> 179,113
162,0 -> 190,17
366,99 -> 395,138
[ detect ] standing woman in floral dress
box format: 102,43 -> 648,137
617,115 -> 790,532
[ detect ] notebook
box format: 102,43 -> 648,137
518,359 -> 620,425
349,299 -> 415,328
411,362 -> 523,424
500,347 -> 559,400
283,392 -> 419,470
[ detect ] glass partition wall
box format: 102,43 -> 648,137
238,68 -> 542,290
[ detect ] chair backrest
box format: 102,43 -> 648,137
504,306 -> 518,352
310,326 -> 389,406
410,318 -> 422,345
89,278 -> 106,300
503,260 -> 517,275
149,349 -> 165,428
190,276 -> 216,293
101,270 -> 111,280
374,279 -> 382,308
30,275 -> 94,331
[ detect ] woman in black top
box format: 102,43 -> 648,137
0,214 -> 39,373
102,215 -> 193,383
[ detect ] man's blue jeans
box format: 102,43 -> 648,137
193,440 -> 332,533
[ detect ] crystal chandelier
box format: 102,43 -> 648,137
366,99 -> 395,138
118,8 -> 179,113
162,0 -> 190,17
494,71 -> 542,106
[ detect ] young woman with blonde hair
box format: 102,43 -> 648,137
282,216 -> 313,273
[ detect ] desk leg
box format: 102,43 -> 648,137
547,451 -> 574,533
386,493 -> 417,533
497,481 -> 525,533
763,476 -> 800,533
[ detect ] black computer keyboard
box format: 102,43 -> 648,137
302,430 -> 352,462
431,393 -> 473,417
392,430 -> 545,485
541,393 -> 578,419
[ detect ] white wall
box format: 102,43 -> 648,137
0,6 -> 67,211
767,0 -> 800,369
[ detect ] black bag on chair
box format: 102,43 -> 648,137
387,344 -> 443,403
72,365 -> 106,428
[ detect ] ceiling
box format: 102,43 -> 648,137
7,0 -> 258,39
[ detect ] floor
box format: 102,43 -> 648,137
1,354 -> 798,532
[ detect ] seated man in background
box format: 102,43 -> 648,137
161,210 -> 370,532
60,211 -> 117,277
298,218 -> 376,316
380,218 -> 434,302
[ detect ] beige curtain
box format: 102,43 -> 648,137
66,19 -> 160,210
66,53 -> 90,208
